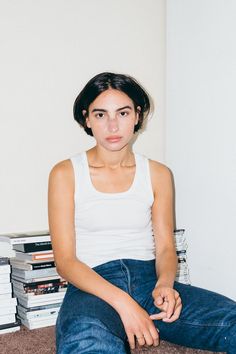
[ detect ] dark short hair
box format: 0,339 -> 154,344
73,72 -> 151,136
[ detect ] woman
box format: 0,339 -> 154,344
48,72 -> 236,354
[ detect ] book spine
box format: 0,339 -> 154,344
18,295 -> 65,308
0,265 -> 11,274
12,267 -> 58,279
31,261 -> 55,270
18,308 -> 59,320
12,278 -> 64,289
13,284 -> 67,295
0,297 -> 17,307
32,252 -> 54,261
11,235 -> 50,245
14,241 -> 52,253
0,258 -> 9,265
10,261 -> 55,271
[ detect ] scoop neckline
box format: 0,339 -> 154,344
83,151 -> 138,196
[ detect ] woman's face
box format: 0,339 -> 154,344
85,89 -> 139,151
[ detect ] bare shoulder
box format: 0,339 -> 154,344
49,159 -> 74,187
149,159 -> 172,178
49,159 -> 73,177
148,159 -> 173,191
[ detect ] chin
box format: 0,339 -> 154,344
102,142 -> 129,152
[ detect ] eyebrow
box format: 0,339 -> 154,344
91,105 -> 132,113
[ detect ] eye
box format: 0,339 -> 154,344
119,111 -> 129,117
95,112 -> 105,118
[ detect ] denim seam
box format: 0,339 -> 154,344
120,260 -> 132,295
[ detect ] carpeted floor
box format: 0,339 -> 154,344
0,326 -> 225,354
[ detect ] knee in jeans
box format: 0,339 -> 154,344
57,315 -> 126,354
62,315 -> 109,341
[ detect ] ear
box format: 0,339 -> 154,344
135,106 -> 141,125
83,110 -> 91,128
86,117 -> 91,128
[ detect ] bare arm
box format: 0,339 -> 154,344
149,160 -> 182,322
48,160 -> 159,349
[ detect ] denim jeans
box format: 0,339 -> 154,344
56,259 -> 236,354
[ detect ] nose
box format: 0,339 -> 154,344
107,117 -> 119,133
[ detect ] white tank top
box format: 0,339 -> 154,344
70,151 -> 155,268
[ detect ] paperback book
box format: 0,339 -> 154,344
0,230 -> 50,245
10,259 -> 55,270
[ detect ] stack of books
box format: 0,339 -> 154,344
174,229 -> 191,284
0,257 -> 21,334
0,230 -> 67,330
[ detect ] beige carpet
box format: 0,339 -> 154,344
0,326 -> 225,354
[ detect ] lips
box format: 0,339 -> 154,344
106,136 -> 122,143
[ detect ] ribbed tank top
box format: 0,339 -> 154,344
70,151 -> 156,268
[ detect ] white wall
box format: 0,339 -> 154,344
166,0 -> 236,299
0,1 -> 166,232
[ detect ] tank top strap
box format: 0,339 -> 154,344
134,152 -> 154,204
70,152 -> 90,202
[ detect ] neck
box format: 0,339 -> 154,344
87,145 -> 134,168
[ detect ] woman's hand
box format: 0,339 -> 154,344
117,296 -> 159,350
150,285 -> 182,323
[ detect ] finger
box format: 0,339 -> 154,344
163,303 -> 182,323
174,297 -> 182,309
155,295 -> 164,305
127,333 -> 135,350
166,297 -> 176,319
174,291 -> 180,299
150,311 -> 167,320
170,297 -> 182,316
135,333 -> 145,347
149,325 -> 159,347
154,299 -> 168,311
142,330 -> 154,346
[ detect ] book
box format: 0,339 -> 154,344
0,244 -> 16,258
16,292 -> 65,308
0,319 -> 21,331
13,284 -> 67,296
0,230 -> 50,245
15,251 -> 54,262
0,257 -> 9,265
0,293 -> 12,300
13,241 -> 52,253
12,279 -> 67,294
0,273 -> 10,284
11,267 -> 58,280
0,264 -> 11,274
0,282 -> 12,295
10,259 -> 55,271
20,316 -> 56,329
0,325 -> 20,334
12,274 -> 61,283
18,307 -> 59,321
17,304 -> 60,320
0,297 -> 17,308
14,289 -> 65,302
20,302 -> 61,312
0,314 -> 16,326
0,305 -> 17,316
11,277 -> 65,290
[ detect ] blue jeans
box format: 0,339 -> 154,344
56,259 -> 236,353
